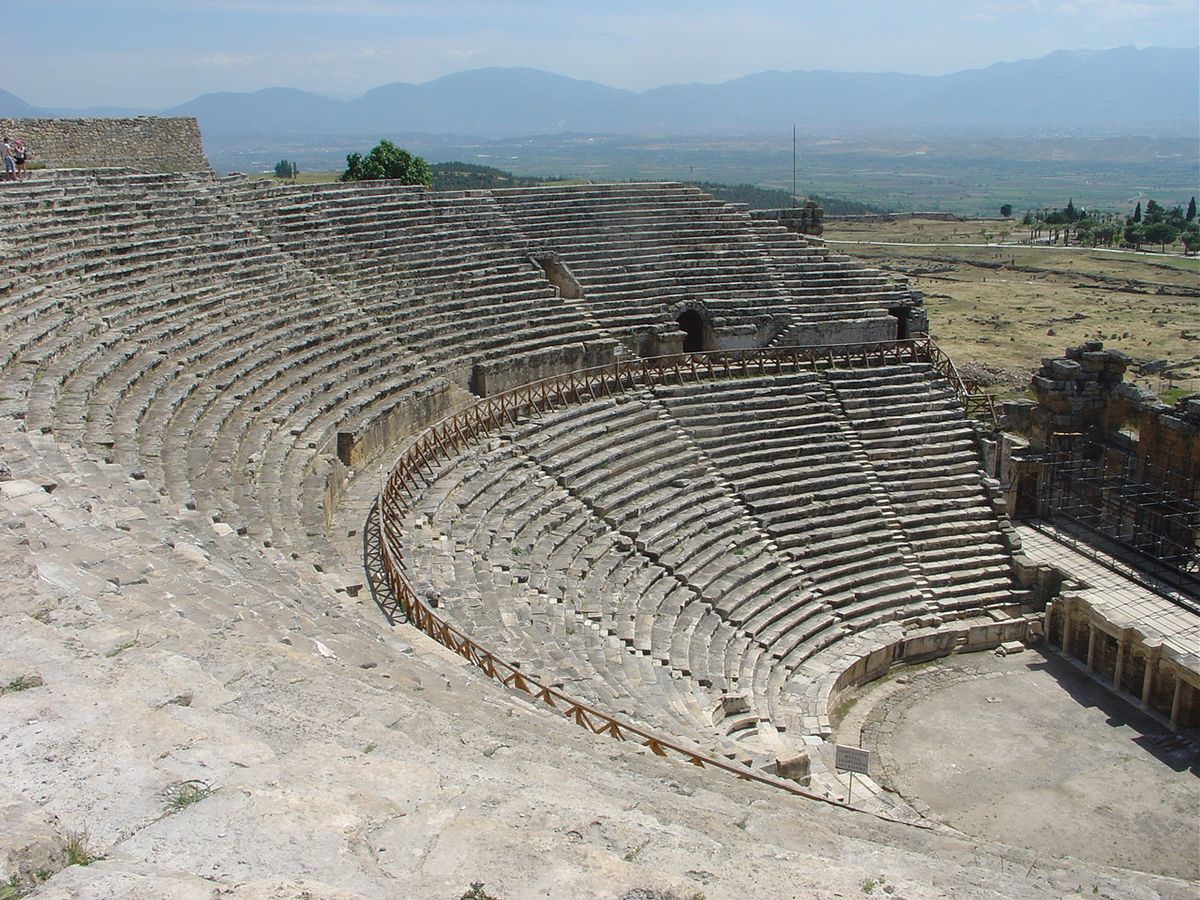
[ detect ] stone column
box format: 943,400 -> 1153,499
1170,672 -> 1184,728
1140,639 -> 1161,708
1113,638 -> 1127,691
1060,607 -> 1072,657
1086,624 -> 1098,672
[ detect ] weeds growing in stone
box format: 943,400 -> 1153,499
460,882 -> 503,900
105,634 -> 139,658
63,829 -> 99,867
1,674 -> 43,695
165,779 -> 216,811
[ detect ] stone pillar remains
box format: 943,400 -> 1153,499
1113,638 -> 1127,691
1140,638 -> 1161,707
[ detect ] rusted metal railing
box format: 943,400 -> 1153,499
373,339 -> 977,813
920,338 -> 999,426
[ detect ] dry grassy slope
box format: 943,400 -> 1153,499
823,219 -> 1200,400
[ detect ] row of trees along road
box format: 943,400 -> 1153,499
1007,197 -> 1199,253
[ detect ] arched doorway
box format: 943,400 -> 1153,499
678,310 -> 706,353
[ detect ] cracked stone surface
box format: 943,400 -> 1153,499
2,439 -> 1197,898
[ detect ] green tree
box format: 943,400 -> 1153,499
1143,221 -> 1178,253
1074,219 -> 1094,247
1143,199 -> 1164,225
1181,223 -> 1200,255
1124,223 -> 1146,249
1000,203 -> 1013,218
341,140 -> 432,185
1132,201 -> 1142,223
274,159 -> 296,179
1187,196 -> 1197,222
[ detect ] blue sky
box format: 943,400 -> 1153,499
11,0 -> 1199,108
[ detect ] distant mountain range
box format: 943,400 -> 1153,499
3,46 -> 1197,138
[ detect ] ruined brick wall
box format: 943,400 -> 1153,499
1023,342 -> 1199,490
750,202 -> 823,235
0,117 -> 209,173
1025,343 -> 1133,447
1135,399 -> 1200,498
1002,342 -> 1199,571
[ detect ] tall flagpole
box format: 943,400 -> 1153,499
792,125 -> 797,207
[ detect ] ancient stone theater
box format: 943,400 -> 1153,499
0,118 -> 1196,898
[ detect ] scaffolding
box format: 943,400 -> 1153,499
1040,432 -> 1200,592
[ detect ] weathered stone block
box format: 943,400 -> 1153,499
774,751 -> 811,784
1048,359 -> 1083,379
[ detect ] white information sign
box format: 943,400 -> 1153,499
835,744 -> 870,775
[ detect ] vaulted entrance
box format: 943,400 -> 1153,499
678,310 -> 707,353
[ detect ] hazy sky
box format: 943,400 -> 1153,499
10,0 -> 1199,108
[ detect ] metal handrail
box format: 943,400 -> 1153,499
373,339 -> 976,816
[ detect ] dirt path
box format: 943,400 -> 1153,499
825,238 -> 1196,261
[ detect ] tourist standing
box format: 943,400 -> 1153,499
0,137 -> 14,181
12,138 -> 27,178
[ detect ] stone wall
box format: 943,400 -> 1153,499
1017,341 -> 1200,490
998,342 -> 1199,570
825,614 -> 1040,725
750,202 -> 823,235
0,117 -> 209,173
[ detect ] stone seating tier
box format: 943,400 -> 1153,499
223,181 -> 608,369
2,171 -> 1019,774
490,182 -> 913,340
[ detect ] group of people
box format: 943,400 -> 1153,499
2,135 -> 28,180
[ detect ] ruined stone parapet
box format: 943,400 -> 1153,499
0,117 -> 209,173
750,201 -> 823,235
1025,341 -> 1131,442
1023,342 -> 1199,468
1000,342 -> 1199,565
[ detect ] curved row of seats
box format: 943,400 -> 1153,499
1,173 -> 619,575
824,364 -> 1021,611
650,373 -> 929,632
490,183 -> 907,341
388,367 -> 1025,759
222,180 -> 611,371
2,170 -> 1020,768
1,173 -> 446,576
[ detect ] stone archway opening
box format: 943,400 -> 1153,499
678,310 -> 707,353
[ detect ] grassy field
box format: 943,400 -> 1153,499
822,218 -> 1200,401
247,171 -> 339,185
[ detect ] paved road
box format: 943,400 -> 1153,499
823,238 -> 1195,261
